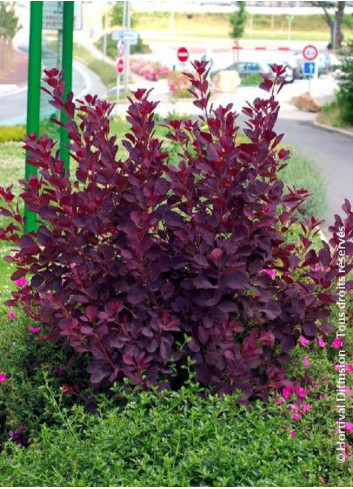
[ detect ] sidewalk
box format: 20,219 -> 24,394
0,47 -> 27,85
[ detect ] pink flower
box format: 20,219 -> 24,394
321,394 -> 326,400
291,414 -> 302,421
312,265 -> 327,272
317,337 -> 326,348
302,356 -> 310,368
303,403 -> 311,412
282,386 -> 293,400
28,327 -> 41,334
0,372 -> 7,383
70,263 -> 76,269
299,335 -> 309,347
335,363 -> 353,373
261,268 -> 276,278
345,422 -> 353,432
332,338 -> 343,349
320,477 -> 328,485
289,429 -> 295,438
14,277 -> 27,287
275,397 -> 283,406
8,310 -> 15,321
296,386 -> 307,399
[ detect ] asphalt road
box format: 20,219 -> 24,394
277,110 -> 353,231
0,59 -> 107,126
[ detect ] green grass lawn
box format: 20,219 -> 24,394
317,102 -> 353,131
0,143 -> 24,299
73,43 -> 117,88
134,12 -> 353,43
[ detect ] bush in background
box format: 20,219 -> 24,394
95,33 -> 151,57
168,70 -> 192,98
130,59 -> 170,81
337,40 -> 353,125
0,125 -> 25,143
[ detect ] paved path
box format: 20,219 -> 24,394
277,108 -> 353,230
0,59 -> 107,126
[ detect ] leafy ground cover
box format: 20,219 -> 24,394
0,381 -> 351,487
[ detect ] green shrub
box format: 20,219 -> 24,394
0,119 -> 60,144
241,73 -> 263,86
337,40 -> 353,125
280,151 -> 327,219
0,384 -> 351,486
0,126 -> 25,143
94,33 -> 151,58
0,306 -> 91,451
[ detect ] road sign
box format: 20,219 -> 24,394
303,61 -> 316,75
42,1 -> 82,30
116,58 -> 124,74
112,29 -> 139,45
302,44 -> 318,61
177,46 -> 189,63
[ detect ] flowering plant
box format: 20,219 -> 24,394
0,61 -> 352,402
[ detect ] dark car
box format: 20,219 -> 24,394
225,60 -> 295,83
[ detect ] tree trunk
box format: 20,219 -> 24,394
318,1 -> 345,49
335,1 -> 345,48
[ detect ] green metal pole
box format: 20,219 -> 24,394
25,1 -> 43,233
60,1 -> 74,172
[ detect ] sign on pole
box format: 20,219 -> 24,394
302,44 -> 318,61
42,1 -> 82,31
112,29 -> 139,46
116,58 -> 124,74
303,61 -> 316,76
302,45 -> 318,97
177,46 -> 189,63
116,58 -> 124,106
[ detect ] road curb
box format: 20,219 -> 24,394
0,84 -> 27,99
313,120 -> 353,139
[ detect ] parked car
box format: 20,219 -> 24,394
224,60 -> 296,83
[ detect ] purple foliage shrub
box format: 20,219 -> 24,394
0,61 -> 352,401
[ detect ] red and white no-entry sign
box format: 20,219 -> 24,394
177,46 -> 189,63
302,44 -> 318,61
116,57 -> 124,74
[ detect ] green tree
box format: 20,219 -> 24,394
337,41 -> 353,124
229,2 -> 248,62
312,1 -> 345,49
0,1 -> 20,43
109,1 -> 136,28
